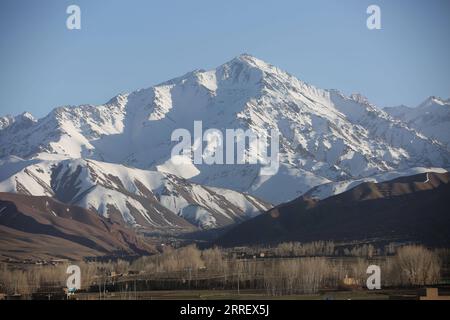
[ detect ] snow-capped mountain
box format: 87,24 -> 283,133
0,156 -> 270,230
1,54 -> 449,207
385,97 -> 450,147
0,112 -> 36,133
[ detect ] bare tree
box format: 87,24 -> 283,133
394,245 -> 441,286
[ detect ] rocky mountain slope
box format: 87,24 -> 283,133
0,156 -> 270,230
385,96 -> 450,148
0,192 -> 156,261
303,167 -> 448,200
216,171 -> 450,247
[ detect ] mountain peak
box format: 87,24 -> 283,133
0,115 -> 14,130
1,55 -> 449,207
226,53 -> 273,71
349,93 -> 370,104
1,112 -> 35,128
18,111 -> 36,122
418,96 -> 449,108
236,53 -> 261,62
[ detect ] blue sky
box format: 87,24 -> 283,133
0,0 -> 449,118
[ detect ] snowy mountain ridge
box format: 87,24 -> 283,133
385,96 -> 450,148
0,156 -> 270,230
1,54 -> 449,210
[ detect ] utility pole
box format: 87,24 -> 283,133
237,269 -> 240,295
189,267 -> 192,290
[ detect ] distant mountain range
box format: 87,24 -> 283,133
384,97 -> 450,148
0,54 -> 449,256
1,55 -> 449,206
216,172 -> 450,247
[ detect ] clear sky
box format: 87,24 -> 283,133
0,0 -> 449,118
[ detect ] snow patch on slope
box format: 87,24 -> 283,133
303,167 -> 448,200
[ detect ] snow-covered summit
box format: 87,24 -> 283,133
1,55 -> 449,205
385,96 -> 450,148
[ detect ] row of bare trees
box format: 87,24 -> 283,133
0,260 -> 128,295
272,241 -> 336,257
0,244 -> 444,296
127,244 -> 443,294
268,241 -> 409,258
240,241 -> 415,258
0,263 -> 67,295
260,245 -> 441,295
